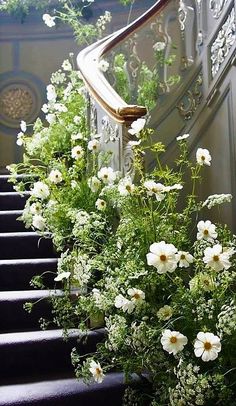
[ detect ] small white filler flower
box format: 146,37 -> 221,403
42,14 -> 56,27
128,118 -> 146,136
95,198 -> 107,211
30,182 -> 50,200
48,169 -> 63,184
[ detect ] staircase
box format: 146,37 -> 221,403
0,175 -> 126,406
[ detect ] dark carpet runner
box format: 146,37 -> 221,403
0,175 -> 125,406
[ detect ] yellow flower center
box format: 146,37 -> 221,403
204,342 -> 212,351
170,336 -> 177,344
126,185 -> 131,192
201,155 -> 205,161
133,293 -> 140,300
96,368 -> 102,375
104,174 -> 108,179
160,254 -> 167,262
204,229 -> 209,235
180,254 -> 186,260
213,255 -> 219,262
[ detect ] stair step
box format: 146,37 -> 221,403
0,372 -> 127,406
0,232 -> 56,259
0,258 -> 58,290
0,210 -> 27,232
0,290 -> 61,331
0,192 -> 29,210
0,328 -> 104,380
0,175 -> 33,192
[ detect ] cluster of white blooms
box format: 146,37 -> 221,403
115,288 -> 145,314
105,315 -> 127,352
217,301 -> 236,338
191,297 -> 215,322
169,362 -> 211,406
96,10 -> 112,31
202,193 -> 232,209
130,321 -> 150,351
61,59 -> 72,71
16,120 -> 27,146
46,84 -> 57,102
73,254 -> 91,287
50,70 -> 66,85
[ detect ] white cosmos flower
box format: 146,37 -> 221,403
30,181 -> 50,200
127,288 -> 145,303
98,59 -> 109,72
54,272 -> 71,282
89,360 -> 105,384
114,294 -> 135,314
197,220 -> 217,241
88,176 -> 101,192
16,132 -> 24,146
144,180 -> 166,201
118,177 -> 135,196
147,241 -> 178,274
203,244 -> 232,271
46,113 -> 56,124
46,84 -> 57,102
128,118 -> 146,136
194,332 -> 221,362
189,273 -> 215,292
97,167 -> 116,184
196,148 -> 212,166
88,139 -> 100,153
42,13 -> 56,27
71,145 -> 84,160
176,133 -> 190,141
32,214 -> 46,231
48,169 -> 63,184
176,251 -> 194,268
95,198 -> 106,211
61,59 -> 72,71
157,305 -> 173,321
20,120 -> 27,132
161,329 -> 188,355
30,202 -> 42,215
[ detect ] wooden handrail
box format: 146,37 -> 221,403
77,0 -> 170,123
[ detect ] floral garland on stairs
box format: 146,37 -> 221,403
8,58 -> 236,405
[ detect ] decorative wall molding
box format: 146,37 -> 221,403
0,73 -> 43,129
210,6 -> 236,78
176,72 -> 203,120
209,0 -> 229,19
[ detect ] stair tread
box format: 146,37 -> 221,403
0,289 -> 61,300
0,258 -> 57,265
0,210 -> 23,214
0,328 -> 102,344
0,372 -> 127,406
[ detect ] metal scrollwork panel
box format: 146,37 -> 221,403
210,7 -> 236,78
177,72 -> 203,120
89,97 -> 98,134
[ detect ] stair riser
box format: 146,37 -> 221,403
0,212 -> 27,232
0,193 -> 29,210
0,175 -> 33,192
0,234 -> 56,260
0,331 -> 103,380
0,297 -> 53,332
0,260 -> 57,290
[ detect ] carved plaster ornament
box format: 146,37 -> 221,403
210,7 -> 236,77
177,73 -> 203,120
209,0 -> 229,19
101,116 -> 119,143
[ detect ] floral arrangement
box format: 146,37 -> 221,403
8,54 -> 236,405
